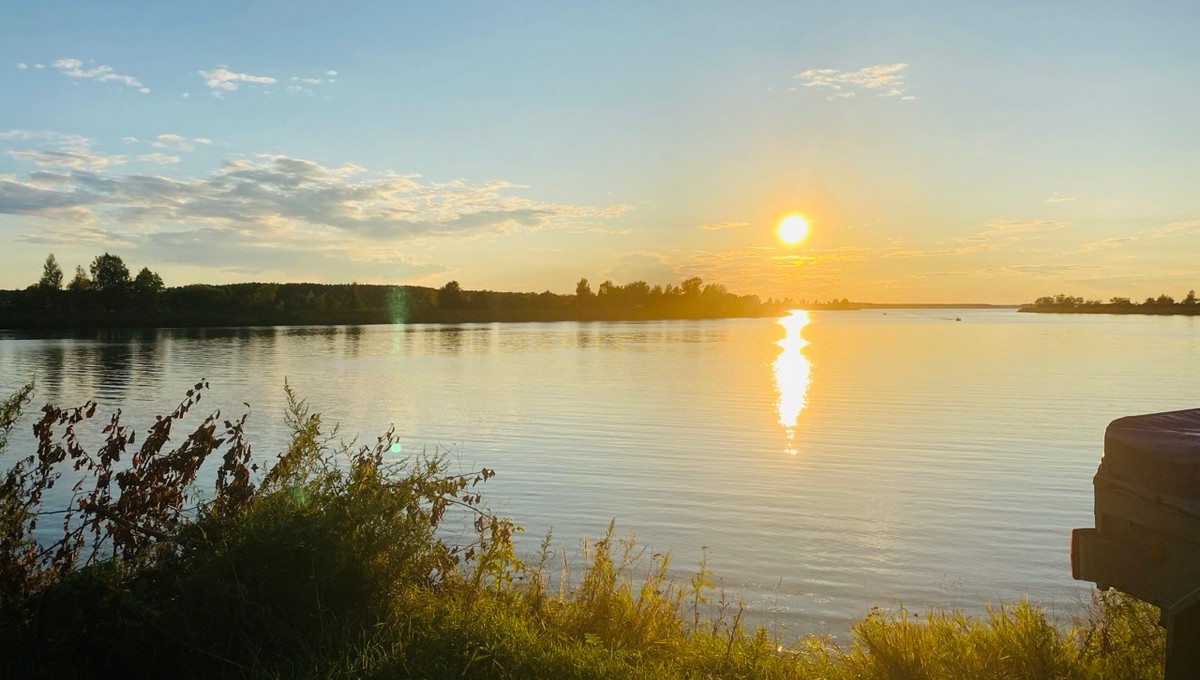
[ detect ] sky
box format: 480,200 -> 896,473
2,1 -> 1198,304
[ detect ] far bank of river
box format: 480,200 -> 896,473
1021,304 -> 1200,316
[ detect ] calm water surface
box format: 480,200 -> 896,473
2,309 -> 1198,637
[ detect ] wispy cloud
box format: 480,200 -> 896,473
881,246 -> 986,259
50,58 -> 149,93
605,252 -> 678,285
0,129 -> 92,150
699,220 -> 748,231
660,246 -> 862,298
199,67 -> 276,96
286,72 -> 338,94
1075,237 -> 1133,252
16,62 -> 28,70
901,263 -> 1099,280
1143,218 -> 1200,239
881,219 -> 1070,259
993,264 -> 1099,276
976,219 -> 1070,236
136,153 -> 180,165
1052,237 -> 1136,257
2,130 -> 124,169
151,134 -> 211,152
8,149 -> 126,170
796,63 -> 913,100
1046,193 -> 1074,203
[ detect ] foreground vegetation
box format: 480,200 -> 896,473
0,382 -> 1164,678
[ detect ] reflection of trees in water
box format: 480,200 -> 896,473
575,324 -> 597,349
565,320 -> 729,352
342,326 -> 363,358
438,328 -> 463,354
127,330 -> 165,393
36,344 -> 68,402
93,338 -> 135,400
82,328 -> 166,398
466,327 -> 494,354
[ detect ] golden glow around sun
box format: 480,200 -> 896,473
776,214 -> 810,246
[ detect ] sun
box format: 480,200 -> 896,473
776,214 -> 810,246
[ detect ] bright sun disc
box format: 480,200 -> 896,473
777,214 -> 810,245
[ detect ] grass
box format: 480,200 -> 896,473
0,382 -> 1166,679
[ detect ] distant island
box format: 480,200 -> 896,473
0,252 -> 876,330
1020,292 -> 1200,316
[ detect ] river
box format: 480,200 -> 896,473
1,309 -> 1197,637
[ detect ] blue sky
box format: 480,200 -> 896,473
2,1 -> 1198,302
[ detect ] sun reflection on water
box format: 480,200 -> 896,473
773,310 -> 812,456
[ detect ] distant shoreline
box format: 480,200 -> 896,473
857,303 -> 1021,310
0,273 -> 1031,330
1020,305 -> 1200,316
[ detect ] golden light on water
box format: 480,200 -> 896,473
773,310 -> 812,456
776,214 -> 810,246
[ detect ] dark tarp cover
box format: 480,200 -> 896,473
1101,408 -> 1200,502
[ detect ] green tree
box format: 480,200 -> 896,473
67,265 -> 91,292
438,280 -> 464,309
37,254 -> 63,290
89,253 -> 132,295
132,267 -> 165,303
575,277 -> 593,299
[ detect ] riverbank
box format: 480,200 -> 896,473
0,382 -> 1164,678
0,280 -> 796,330
1021,304 -> 1200,316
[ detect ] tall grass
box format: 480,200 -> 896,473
0,382 -> 1165,679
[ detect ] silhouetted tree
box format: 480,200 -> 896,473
89,253 -> 131,295
132,267 -> 165,305
1184,290 -> 1197,306
575,278 -> 593,299
438,280 -> 464,309
67,265 -> 92,292
38,254 -> 63,290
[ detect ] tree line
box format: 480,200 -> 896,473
0,252 -> 828,329
1023,290 -> 1200,315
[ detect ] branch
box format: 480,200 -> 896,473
82,503 -> 174,543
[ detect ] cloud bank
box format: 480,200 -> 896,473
0,134 -> 631,274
